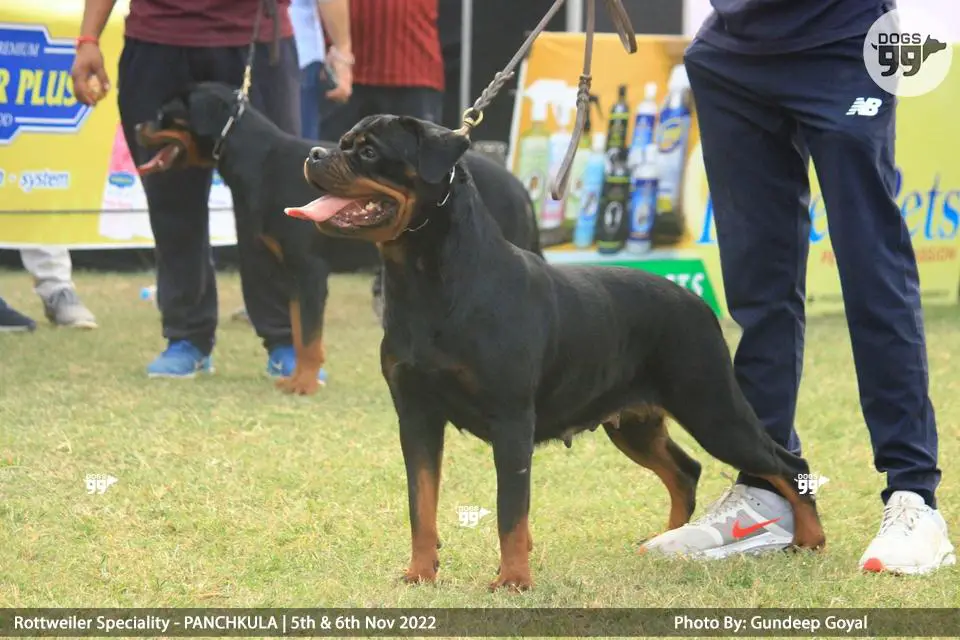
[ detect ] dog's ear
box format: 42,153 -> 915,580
399,117 -> 470,185
186,89 -> 234,138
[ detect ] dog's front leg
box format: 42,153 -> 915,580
489,413 -> 535,592
397,395 -> 446,585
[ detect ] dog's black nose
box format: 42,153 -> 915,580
308,146 -> 327,163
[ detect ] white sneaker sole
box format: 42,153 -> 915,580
861,546 -> 957,575
701,531 -> 795,559
59,320 -> 98,329
643,531 -> 794,559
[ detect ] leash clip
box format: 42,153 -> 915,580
455,108 -> 484,138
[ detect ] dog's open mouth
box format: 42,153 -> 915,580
285,196 -> 398,229
137,142 -> 183,176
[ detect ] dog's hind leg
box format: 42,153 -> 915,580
656,316 -> 826,552
603,406 -> 701,531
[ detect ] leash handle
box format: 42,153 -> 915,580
454,0 -> 638,202
550,0 -> 637,200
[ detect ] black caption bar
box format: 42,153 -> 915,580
1,608 -> 958,637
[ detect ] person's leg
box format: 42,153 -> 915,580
790,38 -> 952,573
19,247 -> 96,328
204,38 -> 325,382
372,86 -> 444,124
642,40 -> 813,558
117,38 -> 217,376
318,84 -> 372,142
299,60 -> 322,140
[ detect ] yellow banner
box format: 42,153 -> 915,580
508,32 -> 960,316
0,0 -> 236,248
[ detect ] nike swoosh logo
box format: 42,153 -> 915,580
731,517 -> 782,539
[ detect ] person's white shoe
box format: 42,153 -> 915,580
859,490 -> 956,575
640,484 -> 795,559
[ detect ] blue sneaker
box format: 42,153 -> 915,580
147,340 -> 213,378
266,345 -> 328,385
0,296 -> 36,333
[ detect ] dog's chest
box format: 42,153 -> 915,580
386,328 -> 492,438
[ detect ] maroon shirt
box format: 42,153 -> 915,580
125,0 -> 294,48
349,0 -> 444,91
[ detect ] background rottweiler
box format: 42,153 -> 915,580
134,82 -> 540,395
288,115 -> 826,591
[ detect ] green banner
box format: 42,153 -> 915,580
552,255 -> 722,316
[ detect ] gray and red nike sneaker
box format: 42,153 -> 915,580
640,484 -> 794,558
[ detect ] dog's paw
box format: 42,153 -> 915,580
275,376 -> 320,396
488,573 -> 533,593
401,566 -> 438,585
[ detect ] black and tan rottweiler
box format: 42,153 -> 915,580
286,115 -> 826,591
133,82 -> 540,395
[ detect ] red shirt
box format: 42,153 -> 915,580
125,0 -> 294,48
349,0 -> 444,91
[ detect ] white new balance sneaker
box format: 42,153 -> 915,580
859,491 -> 956,575
640,484 -> 795,559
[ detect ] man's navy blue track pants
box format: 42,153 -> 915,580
683,35 -> 941,507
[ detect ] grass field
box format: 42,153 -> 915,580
1,270 -> 958,613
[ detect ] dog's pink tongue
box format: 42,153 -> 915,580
285,195 -> 361,222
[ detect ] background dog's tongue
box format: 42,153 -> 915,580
285,195 -> 360,222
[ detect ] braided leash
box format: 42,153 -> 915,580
240,0 -> 281,99
455,0 -> 637,200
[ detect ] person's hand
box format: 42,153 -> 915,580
325,47 -> 353,103
71,39 -> 110,105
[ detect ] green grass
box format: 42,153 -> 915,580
1,270 -> 958,612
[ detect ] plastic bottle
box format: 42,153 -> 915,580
627,82 -> 658,173
627,144 -> 659,254
594,148 -> 631,254
605,84 -> 630,154
564,94 -> 602,242
515,87 -> 554,223
654,65 -> 693,233
540,96 -> 576,245
573,132 -> 607,249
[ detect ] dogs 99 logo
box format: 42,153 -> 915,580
863,8 -> 953,97
456,505 -> 491,528
796,474 -> 829,497
85,473 -> 118,495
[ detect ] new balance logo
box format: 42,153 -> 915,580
846,97 -> 883,116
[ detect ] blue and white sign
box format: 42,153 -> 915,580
0,23 -> 91,145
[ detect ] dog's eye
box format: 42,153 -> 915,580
359,146 -> 378,161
